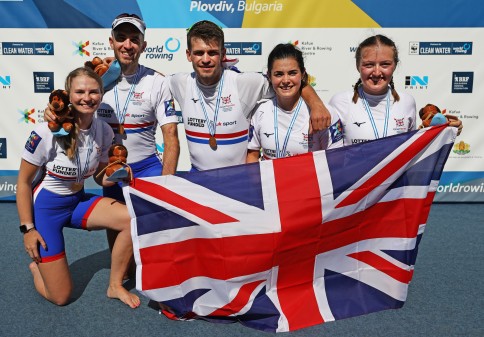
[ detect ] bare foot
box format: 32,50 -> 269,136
29,262 -> 48,299
107,285 -> 140,309
29,261 -> 40,275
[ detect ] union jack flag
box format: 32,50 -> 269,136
124,125 -> 456,332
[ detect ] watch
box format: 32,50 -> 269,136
19,223 -> 35,234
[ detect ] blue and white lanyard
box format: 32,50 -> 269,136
75,123 -> 96,184
196,71 -> 225,137
113,68 -> 140,125
273,97 -> 303,158
359,86 -> 391,139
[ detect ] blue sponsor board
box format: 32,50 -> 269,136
1,42 -> 54,55
225,42 -> 262,55
435,171 -> 484,202
33,72 -> 54,93
452,72 -> 473,93
1,0 -> 484,28
409,42 -> 472,55
0,171 -> 17,201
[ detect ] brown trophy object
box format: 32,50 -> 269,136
96,144 -> 133,182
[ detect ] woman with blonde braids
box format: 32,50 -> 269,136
16,67 -> 140,308
329,34 -> 462,146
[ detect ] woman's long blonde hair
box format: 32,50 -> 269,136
59,67 -> 103,159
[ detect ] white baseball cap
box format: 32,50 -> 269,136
111,14 -> 146,35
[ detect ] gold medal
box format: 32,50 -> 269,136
118,124 -> 125,134
209,136 -> 217,150
72,182 -> 83,192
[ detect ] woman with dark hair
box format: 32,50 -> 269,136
247,43 -> 343,162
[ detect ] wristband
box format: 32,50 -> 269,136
19,223 -> 35,234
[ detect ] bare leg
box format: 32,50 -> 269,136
29,258 -> 73,306
106,228 -> 136,280
29,262 -> 46,298
87,197 -> 140,308
106,228 -> 118,252
106,222 -> 140,308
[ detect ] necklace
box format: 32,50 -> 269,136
196,71 -> 225,150
113,67 -> 140,134
72,121 -> 96,192
273,97 -> 303,158
359,85 -> 391,139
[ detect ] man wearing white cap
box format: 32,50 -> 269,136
101,14 -> 179,196
46,13 -> 179,196
45,14 -> 180,253
99,14 -> 180,251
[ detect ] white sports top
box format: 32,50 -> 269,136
329,88 -> 416,146
248,98 -> 343,160
98,65 -> 178,163
22,118 -> 114,195
169,70 -> 272,170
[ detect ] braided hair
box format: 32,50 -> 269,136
352,35 -> 400,104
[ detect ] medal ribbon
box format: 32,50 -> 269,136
196,71 -> 225,140
114,67 -> 140,130
75,122 -> 96,185
273,97 -> 303,158
359,85 -> 391,139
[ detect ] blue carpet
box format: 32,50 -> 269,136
0,202 -> 482,336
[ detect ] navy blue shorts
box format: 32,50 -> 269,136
33,188 -> 102,262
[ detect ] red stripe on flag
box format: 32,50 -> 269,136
132,178 -> 238,224
418,191 -> 436,226
321,197 -> 426,253
140,234 -> 278,290
272,154 -> 325,330
336,125 -> 447,208
208,280 -> 265,316
139,190 -> 430,293
348,251 -> 414,284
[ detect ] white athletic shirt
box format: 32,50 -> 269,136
22,118 -> 114,195
168,70 -> 272,170
248,98 -> 343,160
329,88 -> 416,146
98,65 -> 178,163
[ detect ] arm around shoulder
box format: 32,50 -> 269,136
301,85 -> 331,131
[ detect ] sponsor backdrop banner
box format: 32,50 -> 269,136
1,1 -> 483,201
